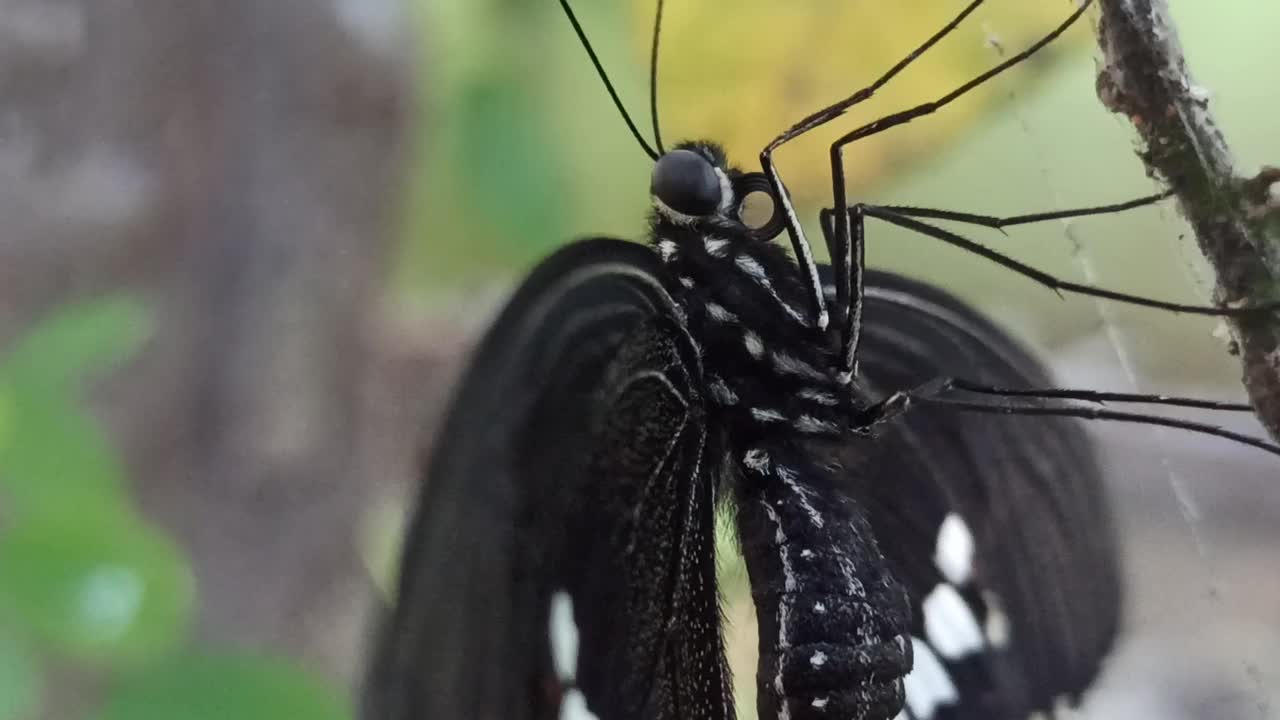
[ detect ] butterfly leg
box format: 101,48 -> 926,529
756,0 -> 994,337
859,377 -> 1280,457
817,1 -> 1094,382
817,204 -> 867,385
859,204 -> 1280,317
875,190 -> 1174,231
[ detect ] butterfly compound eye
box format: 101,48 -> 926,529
651,149 -> 722,217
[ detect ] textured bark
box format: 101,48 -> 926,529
1095,0 -> 1280,440
0,0 -> 414,685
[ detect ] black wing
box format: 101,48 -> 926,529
361,239 -> 733,720
845,269 -> 1121,720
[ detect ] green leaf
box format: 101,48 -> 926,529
0,630 -> 40,720
0,295 -> 150,392
0,384 -> 132,520
98,652 -> 351,720
0,516 -> 194,667
0,295 -> 148,522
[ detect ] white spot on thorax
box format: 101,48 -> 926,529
798,388 -> 840,406
771,352 -> 826,380
796,415 -> 838,434
656,239 -> 678,262
934,513 -> 975,586
922,583 -> 984,660
750,407 -> 785,423
708,376 -> 739,405
902,636 -> 959,720
706,301 -> 739,323
744,448 -> 771,473
703,236 -> 730,257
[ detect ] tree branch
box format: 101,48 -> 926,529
1095,0 -> 1280,440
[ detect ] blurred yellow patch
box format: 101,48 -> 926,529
633,0 -> 1093,203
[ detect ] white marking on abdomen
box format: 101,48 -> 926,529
761,499 -> 795,720
775,463 -> 824,528
934,513 -> 975,586
903,636 -> 959,720
922,583 -> 984,659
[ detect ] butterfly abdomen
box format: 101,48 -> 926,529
734,443 -> 912,720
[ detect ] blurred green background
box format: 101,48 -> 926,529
2,1 -> 1277,718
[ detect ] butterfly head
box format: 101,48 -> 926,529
650,141 -> 786,240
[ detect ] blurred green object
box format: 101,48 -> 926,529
0,515 -> 193,667
97,652 -> 351,720
0,631 -> 39,720
0,296 -> 148,520
0,296 -> 349,716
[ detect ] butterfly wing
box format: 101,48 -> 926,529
362,239 -> 732,720
845,269 -> 1121,720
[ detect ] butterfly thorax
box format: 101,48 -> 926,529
647,141 -> 863,444
646,141 -> 912,720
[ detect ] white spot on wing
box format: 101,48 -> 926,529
810,650 -> 827,668
549,591 -> 579,681
934,513 -> 975,586
811,696 -> 829,709
923,584 -> 984,660
743,330 -> 765,358
656,239 -> 678,262
903,636 -> 959,720
559,688 -> 600,720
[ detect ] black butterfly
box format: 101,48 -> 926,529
362,2 -> 1279,719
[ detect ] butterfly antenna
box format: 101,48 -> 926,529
649,0 -> 667,154
559,0 -> 660,160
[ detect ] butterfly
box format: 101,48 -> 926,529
362,2 -> 1280,719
